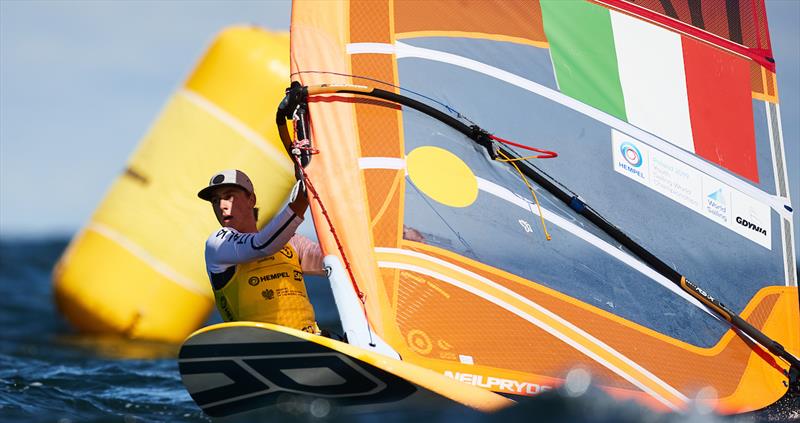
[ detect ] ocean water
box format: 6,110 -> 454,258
0,238 -> 796,423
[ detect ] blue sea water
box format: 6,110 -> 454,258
0,238 -> 796,422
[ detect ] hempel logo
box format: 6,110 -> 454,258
616,141 -> 646,180
619,142 -> 643,167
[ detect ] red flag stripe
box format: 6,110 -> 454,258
682,36 -> 759,183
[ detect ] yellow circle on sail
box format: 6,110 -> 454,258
406,146 -> 478,208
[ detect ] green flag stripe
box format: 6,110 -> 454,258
541,0 -> 627,121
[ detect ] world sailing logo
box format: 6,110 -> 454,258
704,188 -> 728,222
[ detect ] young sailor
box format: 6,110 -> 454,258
198,169 -> 325,334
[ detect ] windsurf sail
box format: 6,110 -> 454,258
286,0 -> 798,414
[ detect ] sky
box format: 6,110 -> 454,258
0,0 -> 292,237
0,0 -> 798,256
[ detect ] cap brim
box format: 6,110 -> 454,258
197,183 -> 250,201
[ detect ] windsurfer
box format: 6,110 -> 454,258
198,169 -> 325,334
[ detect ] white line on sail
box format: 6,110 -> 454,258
377,258 -> 687,410
88,223 -> 211,298
359,157 -> 406,170
476,178 -> 717,317
180,89 -> 295,175
345,42 -> 792,220
359,157 -> 718,319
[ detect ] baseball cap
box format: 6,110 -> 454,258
197,169 -> 255,201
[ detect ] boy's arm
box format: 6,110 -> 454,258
205,205 -> 303,272
290,234 -> 326,276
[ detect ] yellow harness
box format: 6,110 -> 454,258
213,244 -> 317,333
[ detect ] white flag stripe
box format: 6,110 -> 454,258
611,11 -> 695,153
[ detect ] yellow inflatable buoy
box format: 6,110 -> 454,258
53,27 -> 293,343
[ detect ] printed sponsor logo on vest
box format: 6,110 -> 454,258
274,287 -> 306,298
248,276 -> 260,286
735,216 -> 767,236
262,289 -> 274,300
293,270 -> 303,281
280,247 -> 294,259
259,272 -> 290,282
443,371 -> 553,395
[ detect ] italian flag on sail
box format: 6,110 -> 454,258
541,1 -> 758,183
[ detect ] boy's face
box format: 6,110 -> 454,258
210,186 -> 256,231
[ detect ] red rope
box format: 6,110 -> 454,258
488,134 -> 558,159
293,154 -> 366,305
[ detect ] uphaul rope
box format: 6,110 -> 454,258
276,84 -> 375,347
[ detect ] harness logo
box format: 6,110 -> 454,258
257,272 -> 290,282
262,289 -> 274,300
620,142 -> 643,167
736,216 -> 767,236
248,276 -> 260,286
293,270 -> 303,281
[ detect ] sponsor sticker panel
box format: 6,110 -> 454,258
611,131 -> 771,250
